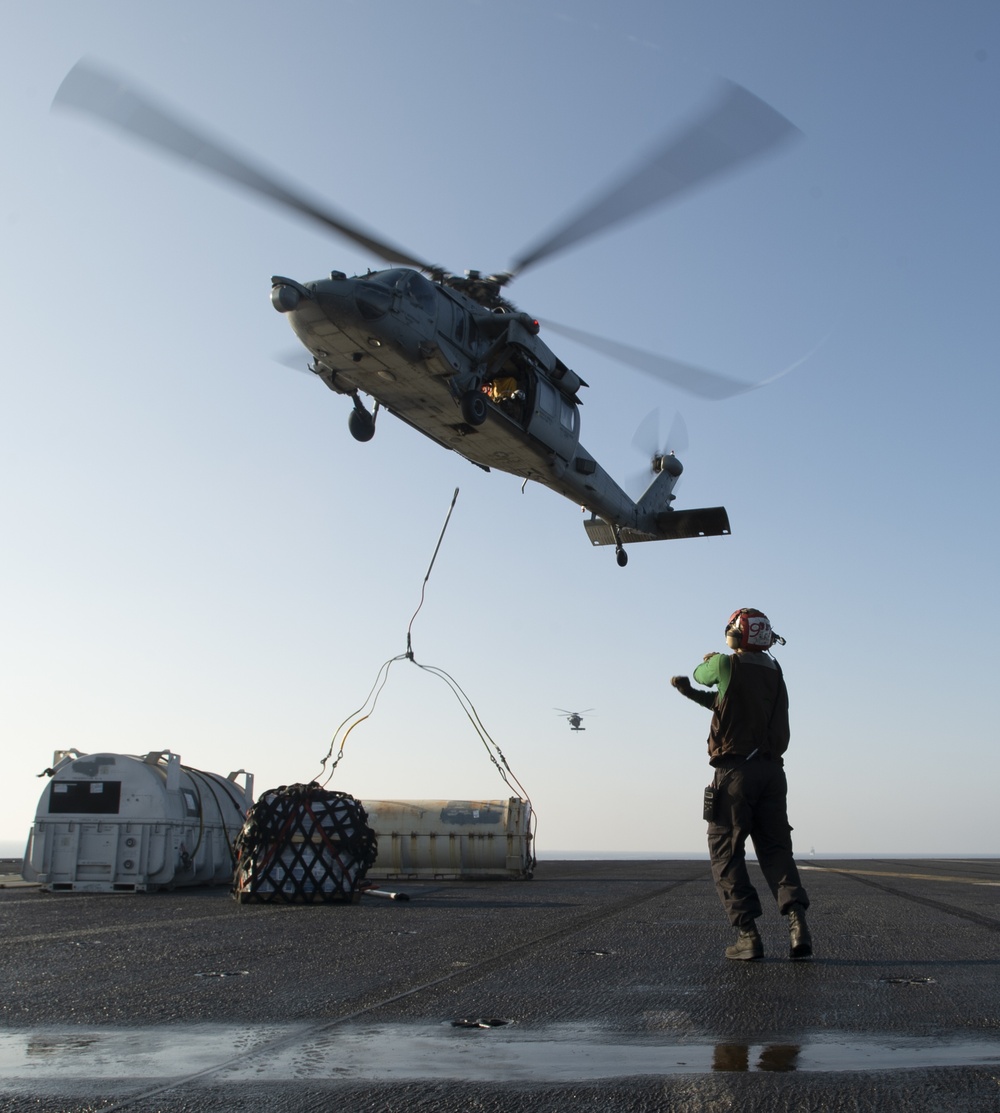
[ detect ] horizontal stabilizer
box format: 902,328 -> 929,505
584,506 -> 731,547
654,505 -> 731,539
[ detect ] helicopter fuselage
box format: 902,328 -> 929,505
272,267 -> 724,556
53,63 -> 801,565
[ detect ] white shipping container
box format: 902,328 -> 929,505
362,798 -> 533,880
22,750 -> 253,893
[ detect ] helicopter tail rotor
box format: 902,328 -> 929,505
627,408 -> 688,498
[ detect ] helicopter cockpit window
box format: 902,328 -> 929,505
355,272 -> 400,320
537,380 -> 558,417
560,396 -> 577,432
356,269 -> 435,320
402,272 -> 436,316
368,268 -> 409,288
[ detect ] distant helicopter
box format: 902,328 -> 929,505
556,709 -> 594,733
54,64 -> 800,567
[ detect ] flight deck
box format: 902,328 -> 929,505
1,857 -> 998,1111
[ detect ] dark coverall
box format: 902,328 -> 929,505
692,651 -> 809,929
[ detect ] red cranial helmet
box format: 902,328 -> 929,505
725,608 -> 780,651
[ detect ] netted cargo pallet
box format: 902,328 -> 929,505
232,783 -> 378,903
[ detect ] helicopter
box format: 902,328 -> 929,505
556,709 -> 594,733
53,63 -> 800,567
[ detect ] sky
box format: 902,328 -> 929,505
3,1 -> 998,860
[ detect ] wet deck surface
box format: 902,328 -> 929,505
1,858 -> 999,1111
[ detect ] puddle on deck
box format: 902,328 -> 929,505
1,1024 -> 999,1087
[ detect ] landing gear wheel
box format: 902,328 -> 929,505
616,548 -> 628,568
461,390 -> 488,426
348,408 -> 375,442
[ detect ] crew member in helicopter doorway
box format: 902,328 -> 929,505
671,608 -> 812,962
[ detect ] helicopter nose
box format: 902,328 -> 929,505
271,285 -> 299,313
270,276 -> 311,314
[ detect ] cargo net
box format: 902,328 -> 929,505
232,783 -> 378,903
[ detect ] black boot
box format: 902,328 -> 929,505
725,925 -> 763,961
787,904 -> 812,960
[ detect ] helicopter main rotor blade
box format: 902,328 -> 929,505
537,319 -> 755,400
512,81 -> 799,275
53,61 -> 433,271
